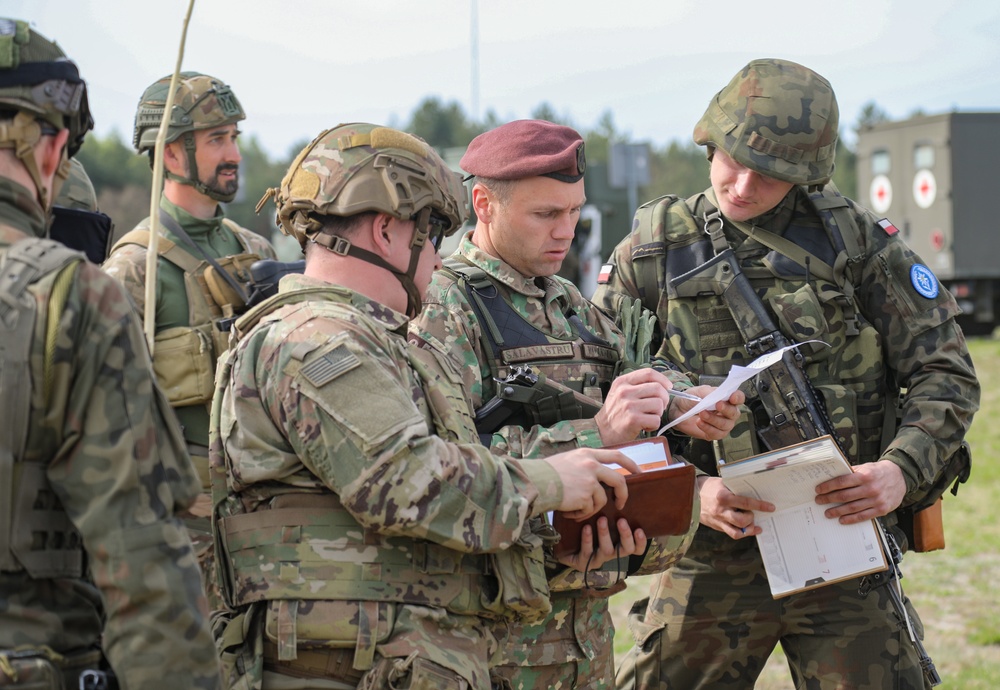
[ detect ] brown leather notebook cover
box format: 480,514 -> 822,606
550,437 -> 696,559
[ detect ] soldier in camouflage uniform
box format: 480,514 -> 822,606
102,72 -> 276,609
0,19 -> 221,690
593,59 -> 980,689
409,119 -> 744,690
211,122 -> 647,690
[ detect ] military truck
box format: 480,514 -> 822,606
855,112 -> 1000,336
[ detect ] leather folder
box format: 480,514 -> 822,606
550,437 -> 696,559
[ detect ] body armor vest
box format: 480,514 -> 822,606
214,290 -> 537,628
110,221 -> 261,408
441,259 -> 619,429
1,237 -> 85,579
630,191 -> 885,474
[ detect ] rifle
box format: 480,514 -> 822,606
474,365 -> 602,444
672,246 -> 941,686
217,258 -> 304,332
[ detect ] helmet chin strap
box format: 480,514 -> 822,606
163,131 -> 238,203
314,208 -> 433,318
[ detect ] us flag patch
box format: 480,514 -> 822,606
597,263 -> 614,284
877,218 -> 899,236
300,345 -> 360,387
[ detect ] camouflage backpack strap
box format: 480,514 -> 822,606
807,185 -> 866,289
630,194 -> 680,313
1,238 -> 85,578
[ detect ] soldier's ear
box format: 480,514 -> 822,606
39,129 -> 70,179
471,183 -> 493,223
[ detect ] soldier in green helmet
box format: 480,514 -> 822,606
0,19 -> 221,690
594,59 -> 979,689
102,71 -> 276,610
210,122 -> 655,689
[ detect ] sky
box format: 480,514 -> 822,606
10,0 -> 1000,160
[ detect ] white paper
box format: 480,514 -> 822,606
657,340 -> 827,434
719,436 -> 887,597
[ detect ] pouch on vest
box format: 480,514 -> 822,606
486,525 -> 552,624
203,253 -> 260,314
214,603 -> 265,690
263,599 -> 395,652
0,652 -> 62,690
152,325 -> 215,406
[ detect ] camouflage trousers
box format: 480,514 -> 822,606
615,526 -> 932,690
490,593 -> 614,690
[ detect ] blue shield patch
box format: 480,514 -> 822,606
910,264 -> 939,299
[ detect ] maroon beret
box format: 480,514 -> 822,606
460,119 -> 586,183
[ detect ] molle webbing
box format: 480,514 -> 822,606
1,238 -> 85,578
218,496 -> 496,617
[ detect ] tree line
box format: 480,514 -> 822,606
77,98 -> 891,244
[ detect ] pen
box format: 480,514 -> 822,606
668,388 -> 703,402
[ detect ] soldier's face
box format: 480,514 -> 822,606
476,177 -> 584,278
192,124 -> 242,197
710,148 -> 793,222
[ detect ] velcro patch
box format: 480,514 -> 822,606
877,218 -> 899,236
597,263 -> 614,284
300,344 -> 360,387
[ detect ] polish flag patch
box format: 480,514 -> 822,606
877,218 -> 899,236
597,263 -> 614,284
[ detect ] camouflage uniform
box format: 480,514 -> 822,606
102,73 -> 276,610
593,59 -> 980,690
212,273 -> 571,689
212,123 -> 577,690
411,235 -> 698,690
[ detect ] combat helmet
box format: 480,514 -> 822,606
0,18 -> 93,209
133,71 -> 245,202
694,58 -> 839,187
259,122 -> 468,316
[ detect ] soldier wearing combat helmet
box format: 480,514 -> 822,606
0,18 -> 221,690
102,71 -> 276,609
594,58 -> 979,689
409,119 -> 744,690
210,122 -> 646,689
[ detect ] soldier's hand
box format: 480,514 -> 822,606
814,458 -> 907,523
668,386 -> 744,441
698,475 -> 774,540
545,448 -> 639,520
594,369 -> 673,445
557,516 -> 648,572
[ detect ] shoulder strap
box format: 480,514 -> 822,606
158,210 -> 247,303
441,257 -> 507,362
630,195 -> 683,312
111,228 -> 204,273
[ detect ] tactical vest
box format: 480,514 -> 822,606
1,238 -> 85,579
441,258 -> 619,428
628,189 -> 885,473
213,289 -> 549,663
109,220 -> 261,409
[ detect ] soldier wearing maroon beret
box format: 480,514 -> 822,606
409,120 -> 744,690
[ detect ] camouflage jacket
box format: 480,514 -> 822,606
211,273 -> 571,681
594,188 -> 980,503
409,234 -> 699,671
412,232 -> 691,458
0,180 -> 221,690
102,196 -> 275,448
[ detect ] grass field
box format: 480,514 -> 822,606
609,335 -> 1000,688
